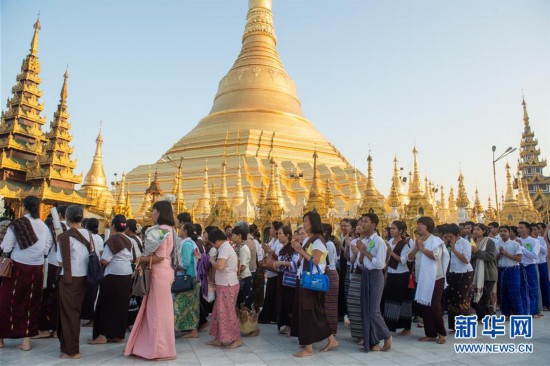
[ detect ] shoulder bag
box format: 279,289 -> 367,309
132,254 -> 153,297
301,259 -> 329,292
86,232 -> 104,286
0,256 -> 13,278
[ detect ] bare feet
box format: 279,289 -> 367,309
344,315 -> 350,326
0,339 -> 4,348
183,330 -> 199,338
87,335 -> 108,345
226,340 -> 242,349
293,347 -> 314,358
82,320 -> 93,327
382,336 -> 392,352
357,338 -> 364,346
533,314 -> 541,319
437,336 -> 446,344
59,353 -> 80,359
320,336 -> 339,352
206,339 -> 223,347
418,336 -> 437,342
32,330 -> 52,339
18,338 -> 31,351
109,338 -> 124,343
199,322 -> 209,331
417,323 -> 424,328
399,329 -> 411,336
244,329 -> 260,337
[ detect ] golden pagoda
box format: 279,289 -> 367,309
125,0 -> 362,218
0,17 -> 90,218
516,169 -> 539,222
472,187 -> 485,223
140,169 -> 163,224
485,197 -> 497,222
447,187 -> 458,222
405,147 -> 434,225
206,137 -> 236,227
171,158 -> 187,214
256,156 -> 284,227
456,171 -> 470,223
193,162 -> 212,220
79,126 -> 114,217
438,184 -> 448,223
501,162 -> 522,224
303,148 -> 327,217
517,96 -> 550,215
359,153 -> 386,219
386,155 -> 406,220
346,168 -> 362,216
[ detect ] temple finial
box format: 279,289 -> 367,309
30,13 -> 41,55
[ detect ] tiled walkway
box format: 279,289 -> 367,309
1,315 -> 548,365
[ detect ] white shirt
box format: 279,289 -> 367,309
349,237 -> 366,271
360,233 -> 386,270
102,245 -> 133,276
92,234 -> 104,255
267,238 -> 283,278
519,236 -> 540,266
326,240 -> 337,271
126,234 -> 143,259
57,228 -> 91,277
255,239 -> 263,262
537,236 -> 547,264
449,237 -> 473,273
239,244 -> 252,279
497,239 -> 522,268
1,214 -> 52,266
298,237 -> 328,276
387,237 -> 413,274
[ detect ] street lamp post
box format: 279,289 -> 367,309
492,146 -> 517,223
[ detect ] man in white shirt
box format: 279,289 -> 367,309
496,225 -> 524,316
517,221 -> 540,317
356,213 -> 391,352
533,224 -> 550,311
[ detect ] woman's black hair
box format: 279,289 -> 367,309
126,219 -> 139,233
152,200 -> 175,226
66,205 -> 84,224
82,218 -> 89,229
86,218 -> 100,234
322,223 -> 332,242
473,223 -> 490,237
510,225 -> 518,236
279,225 -> 293,242
177,212 -> 192,225
443,223 -> 460,237
23,195 -> 40,219
112,214 -> 127,233
208,228 -> 227,243
232,226 -> 247,241
303,211 -> 324,235
271,221 -> 283,231
391,220 -> 407,237
417,216 -> 435,233
141,225 -> 151,238
194,223 -> 203,236
349,218 -> 358,229
182,222 -> 198,242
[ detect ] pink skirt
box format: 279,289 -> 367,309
209,284 -> 240,343
124,261 -> 176,360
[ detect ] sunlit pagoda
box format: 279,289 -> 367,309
125,0 -> 366,228
0,17 -> 98,218
517,96 -> 550,220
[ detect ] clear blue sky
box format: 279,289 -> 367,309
2,0 -> 549,205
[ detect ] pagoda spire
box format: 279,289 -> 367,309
81,124 -> 108,191
232,131 -> 245,207
194,161 -> 211,219
516,170 -> 529,210
456,171 -> 470,209
172,158 -> 187,214
522,94 -> 530,127
0,17 -> 47,180
30,15 -> 41,56
26,69 -> 81,187
411,146 -> 424,197
438,184 -> 448,222
359,152 -> 385,216
448,187 -> 457,212
504,162 -> 517,203
304,146 -> 326,216
348,168 -> 362,211
473,187 -> 484,221
389,155 -> 404,208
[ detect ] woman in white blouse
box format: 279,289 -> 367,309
290,211 -> 338,358
0,195 -> 52,351
57,205 -> 92,359
443,223 -> 473,332
89,214 -> 133,345
381,220 -> 414,336
409,216 -> 449,345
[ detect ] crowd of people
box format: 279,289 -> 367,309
0,195 -> 549,360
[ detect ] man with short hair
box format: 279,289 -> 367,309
496,225 -> 524,317
517,221 -> 541,317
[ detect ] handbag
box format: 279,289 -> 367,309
86,233 -> 104,286
132,255 -> 153,297
301,259 -> 329,292
171,270 -> 194,293
0,256 -> 13,278
282,261 -> 297,288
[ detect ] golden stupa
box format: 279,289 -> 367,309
126,0 -> 364,221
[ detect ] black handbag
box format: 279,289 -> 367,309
171,269 -> 194,293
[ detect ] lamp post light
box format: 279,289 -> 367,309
492,146 -> 517,223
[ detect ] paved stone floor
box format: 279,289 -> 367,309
1,315 -> 549,365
